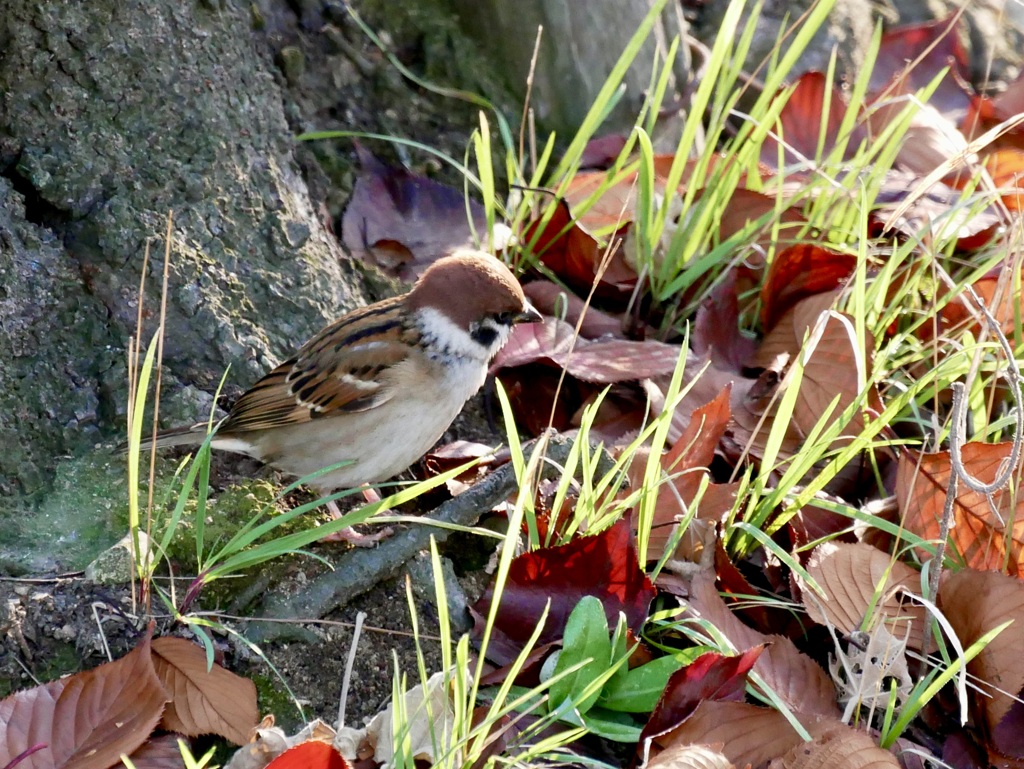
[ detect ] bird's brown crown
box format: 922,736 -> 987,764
406,250 -> 527,329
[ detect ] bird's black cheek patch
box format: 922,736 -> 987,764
471,325 -> 500,348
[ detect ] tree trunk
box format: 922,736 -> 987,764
0,0 -> 366,500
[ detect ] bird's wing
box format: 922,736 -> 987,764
220,298 -> 420,433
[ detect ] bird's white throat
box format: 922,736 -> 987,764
415,306 -> 510,362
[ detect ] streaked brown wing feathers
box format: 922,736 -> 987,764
219,298 -> 417,433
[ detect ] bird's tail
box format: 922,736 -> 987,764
118,423 -> 212,454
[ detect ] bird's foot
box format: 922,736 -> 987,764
321,495 -> 394,547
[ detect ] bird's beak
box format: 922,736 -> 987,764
515,302 -> 543,324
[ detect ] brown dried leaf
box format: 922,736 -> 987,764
752,295 -> 891,494
657,700 -> 842,768
940,569 -> 1024,757
686,572 -> 839,716
523,280 -> 626,339
769,726 -> 900,768
0,631 -> 168,769
647,743 -> 737,769
152,636 -> 260,746
803,542 -> 927,651
124,735 -> 187,769
340,145 -> 503,281
897,444 -> 1024,577
491,315 -> 684,383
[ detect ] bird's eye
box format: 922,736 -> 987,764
496,311 -> 514,325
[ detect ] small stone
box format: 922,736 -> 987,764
85,532 -> 153,585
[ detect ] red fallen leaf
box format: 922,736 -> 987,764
624,387 -> 739,562
524,155 -> 771,295
640,646 -> 765,744
897,443 -> 1024,577
870,16 -> 972,119
151,636 -> 259,746
266,741 -> 349,769
472,517 -> 656,666
0,629 -> 169,769
340,144 -> 504,281
497,365 -> 584,434
522,198 -> 637,296
962,71 -> 1024,151
703,187 -> 808,266
692,269 -> 759,374
760,72 -> 852,168
759,244 -> 857,332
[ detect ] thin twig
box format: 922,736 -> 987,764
928,282 -> 1024,603
337,610 -> 365,729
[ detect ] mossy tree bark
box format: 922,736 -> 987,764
0,0 -> 365,501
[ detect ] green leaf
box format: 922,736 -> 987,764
549,596 -> 612,715
579,707 -> 643,742
598,655 -> 685,713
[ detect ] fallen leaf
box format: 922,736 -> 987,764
0,630 -> 168,769
473,517 -> 656,665
940,264 -> 1024,339
759,245 -> 856,333
897,443 -> 1024,577
523,280 -> 626,339
692,270 -> 759,374
654,700 -> 842,769
340,144 -> 507,281
265,741 -> 348,769
769,725 -> 901,768
940,568 -> 1024,758
869,16 -> 972,119
760,72 -> 851,168
522,198 -> 637,295
152,636 -> 260,746
365,671 -> 456,769
640,646 -> 764,742
491,315 -> 684,383
685,572 -> 839,716
122,735 -> 187,769
628,387 -> 740,561
802,542 -> 927,650
646,743 -> 736,769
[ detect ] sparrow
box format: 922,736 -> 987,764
143,250 -> 541,542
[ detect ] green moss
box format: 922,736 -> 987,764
252,673 -> 305,733
36,640 -> 82,682
0,449 -> 180,574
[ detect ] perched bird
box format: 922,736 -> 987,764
143,250 -> 541,542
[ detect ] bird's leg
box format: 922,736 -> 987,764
318,490 -> 394,546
